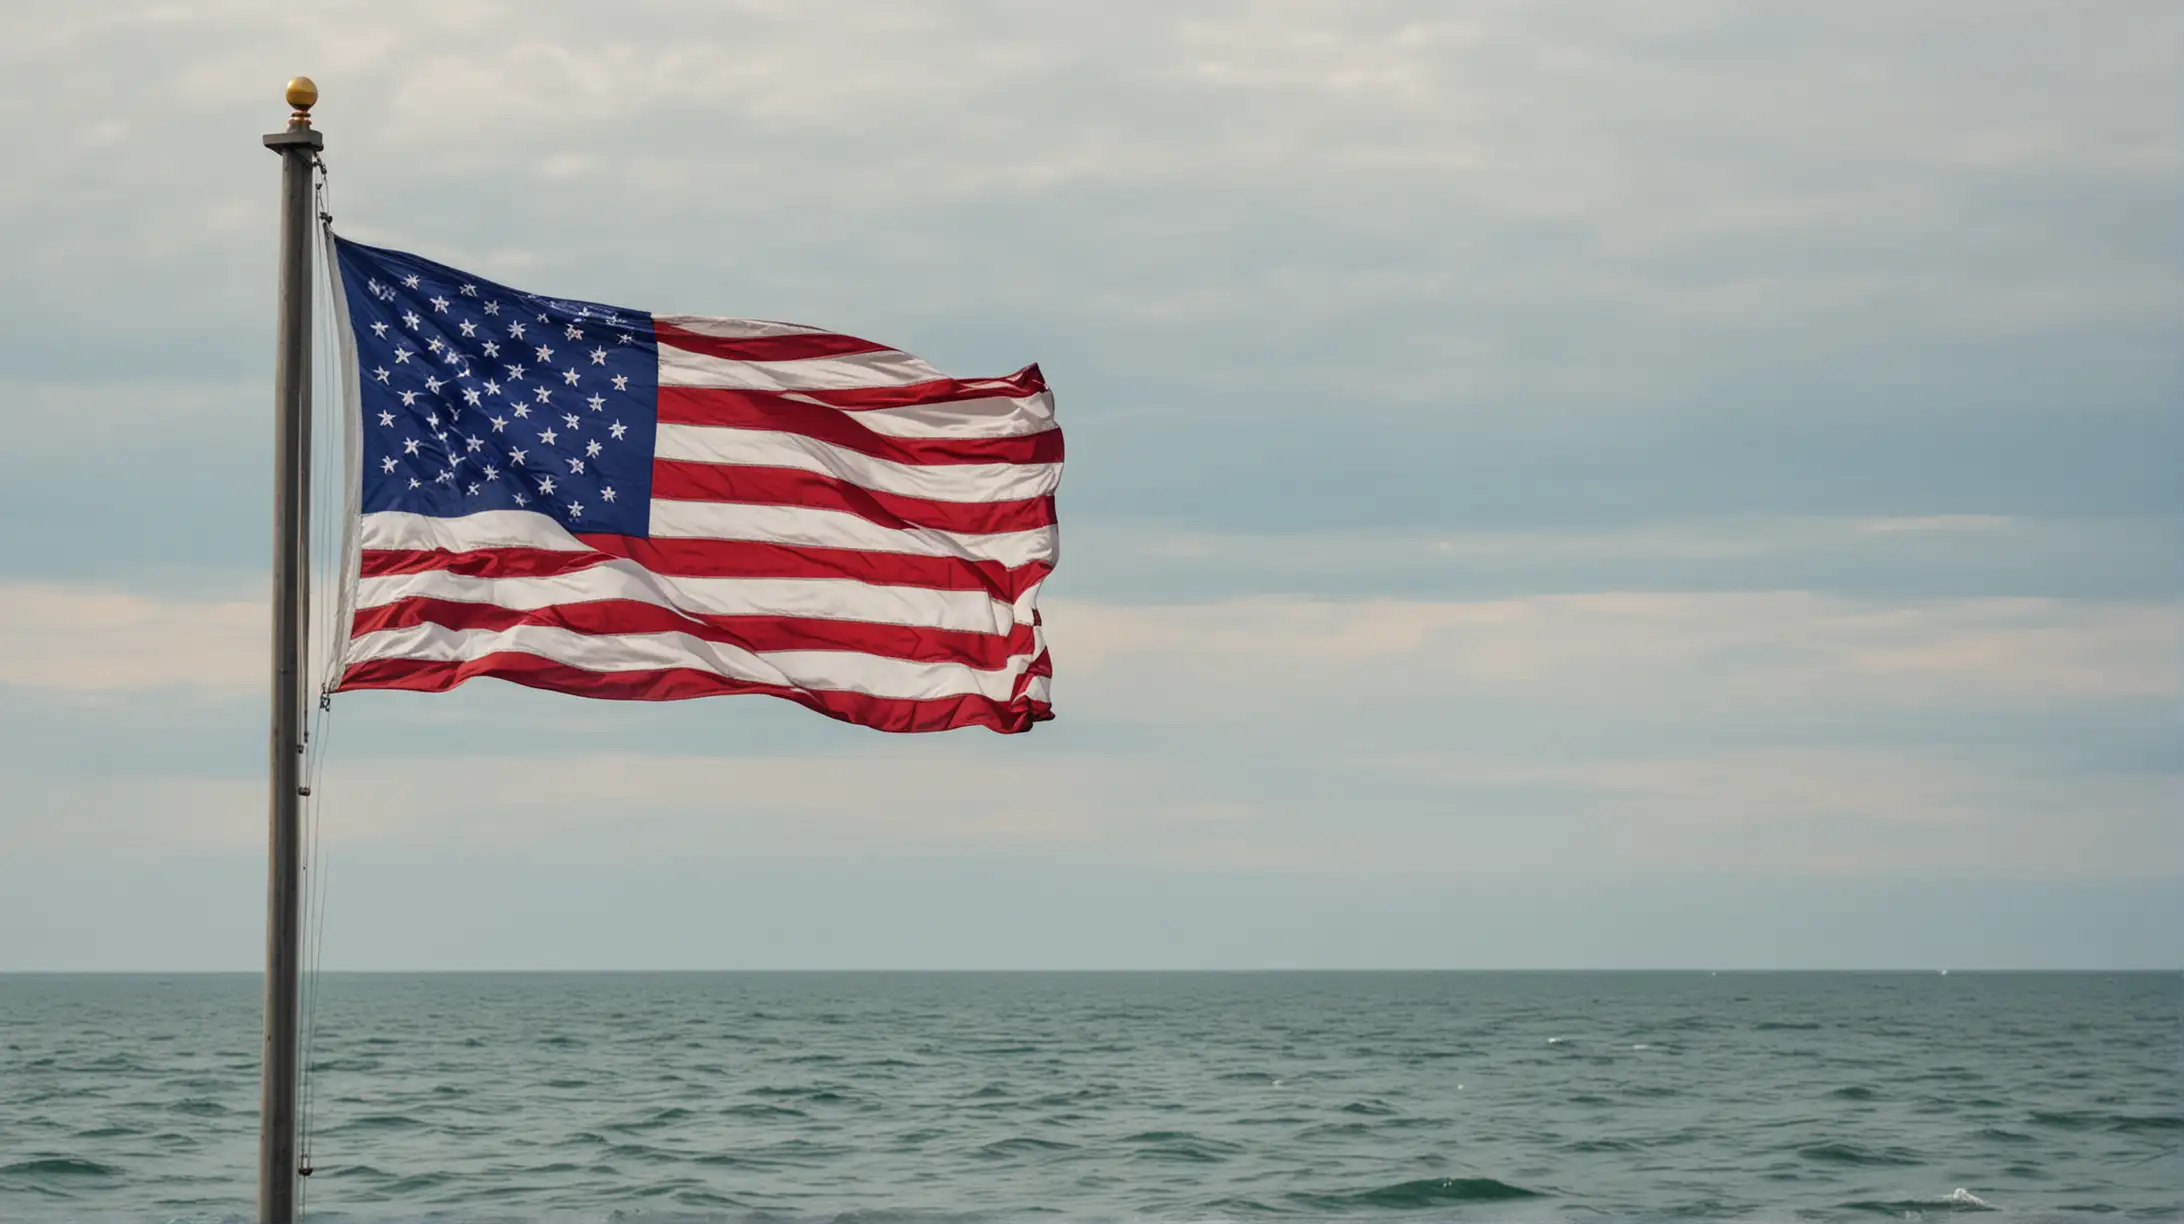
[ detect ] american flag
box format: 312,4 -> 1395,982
330,238 -> 1058,733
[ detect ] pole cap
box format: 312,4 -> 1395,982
285,76 -> 318,119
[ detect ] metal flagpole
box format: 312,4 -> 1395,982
260,76 -> 322,1224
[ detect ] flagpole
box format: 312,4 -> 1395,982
259,77 -> 322,1224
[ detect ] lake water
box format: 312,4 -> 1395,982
1,972 -> 2177,1221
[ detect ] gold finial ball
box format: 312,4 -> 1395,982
285,77 -> 318,112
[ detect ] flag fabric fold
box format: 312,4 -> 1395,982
330,237 -> 1058,733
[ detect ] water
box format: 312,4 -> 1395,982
1,973 -> 2177,1222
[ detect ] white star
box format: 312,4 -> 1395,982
380,457 -> 397,473
608,420 -> 627,440
447,452 -> 462,467
619,332 -> 635,344
410,477 -> 422,489
482,341 -> 500,357
436,470 -> 454,484
538,427 -> 558,446
601,486 -> 617,503
537,476 -> 556,495
430,296 -> 450,313
483,464 -> 500,481
468,482 -> 480,495
425,337 -> 444,354
506,364 -> 526,381
562,368 -> 581,387
458,320 -> 478,338
484,301 -> 501,316
584,439 -> 603,458
534,386 -> 552,403
399,390 -> 419,407
377,410 -> 395,427
513,404 -> 531,419
562,413 -> 579,429
489,415 -> 508,432
424,377 -> 445,394
370,321 -> 389,338
466,435 -> 484,452
611,374 -> 629,391
483,379 -> 502,396
462,388 -> 482,406
534,344 -> 554,363
566,501 -> 583,518
402,310 -> 422,329
586,394 -> 605,411
402,438 -> 421,455
537,312 -> 550,324
460,283 -> 478,297
589,347 -> 607,366
402,274 -> 421,289
513,492 -> 529,506
567,457 -> 585,474
367,279 -> 383,294
567,324 -> 585,340
510,448 -> 528,466
392,346 -> 413,364
373,367 -> 390,383
508,321 -> 526,339
444,347 -> 465,364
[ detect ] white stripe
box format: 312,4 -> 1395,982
347,622 -> 1037,702
361,509 -> 595,554
845,389 -> 1058,440
647,499 -> 1057,570
358,507 -> 1056,572
356,564 -> 1031,634
657,343 -> 943,391
656,424 -> 1060,503
654,315 -> 835,340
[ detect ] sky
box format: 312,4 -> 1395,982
0,0 -> 2176,970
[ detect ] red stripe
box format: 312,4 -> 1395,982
651,462 -> 1056,535
353,598 -> 1037,669
361,541 -> 1051,601
660,365 -> 1047,411
339,654 -> 1052,734
653,321 -> 892,364
657,386 -> 1064,466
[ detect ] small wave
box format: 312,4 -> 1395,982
1830,1086 -> 1880,1100
1124,1130 -> 1241,1163
2113,1113 -> 2184,1132
721,1102 -> 807,1120
976,1136 -> 1078,1157
1316,1176 -> 1545,1208
1756,1020 -> 1823,1031
2024,1109 -> 2175,1132
1799,1141 -> 1924,1167
0,1157 -> 119,1178
1340,1099 -> 1398,1116
1843,1188 -> 1996,1214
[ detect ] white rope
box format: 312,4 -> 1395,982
295,154 -> 362,1219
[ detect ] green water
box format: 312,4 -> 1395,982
2,973 -> 2177,1221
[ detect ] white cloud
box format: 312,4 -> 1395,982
0,583 -> 260,692
0,577 -> 2169,879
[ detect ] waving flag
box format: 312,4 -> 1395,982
329,238 -> 1058,733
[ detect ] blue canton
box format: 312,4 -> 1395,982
335,238 -> 660,537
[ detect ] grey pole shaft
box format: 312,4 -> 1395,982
261,106 -> 323,1224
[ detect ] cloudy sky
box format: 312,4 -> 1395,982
0,1 -> 2175,969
